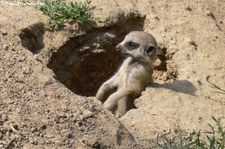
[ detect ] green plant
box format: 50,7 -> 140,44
204,116 -> 225,149
156,129 -> 203,149
34,0 -> 92,29
104,17 -> 112,25
95,16 -> 112,25
156,117 -> 225,149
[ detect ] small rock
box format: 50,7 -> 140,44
82,138 -> 101,148
30,139 -> 38,145
5,131 -> 10,137
104,32 -> 116,39
153,58 -> 166,70
197,80 -> 202,86
154,16 -> 160,20
1,114 -> 8,121
82,110 -> 95,119
3,44 -> 9,51
1,30 -> 7,36
206,10 -> 216,20
38,75 -> 51,85
93,43 -> 101,49
55,140 -> 65,146
39,124 -> 47,130
31,127 -> 38,133
186,6 -> 192,11
22,66 -> 30,74
188,40 -> 196,45
0,132 -> 3,139
66,133 -> 74,139
170,38 -> 176,44
12,124 -> 18,130
18,56 -> 26,62
187,39 -> 198,49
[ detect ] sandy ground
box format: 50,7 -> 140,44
0,0 -> 225,148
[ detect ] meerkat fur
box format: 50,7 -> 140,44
96,31 -> 158,118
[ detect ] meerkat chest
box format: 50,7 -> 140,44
115,58 -> 131,86
116,58 -> 152,87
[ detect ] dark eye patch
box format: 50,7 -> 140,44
126,42 -> 139,49
146,46 -> 155,53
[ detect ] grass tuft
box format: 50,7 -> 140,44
28,0 -> 92,29
156,117 -> 225,149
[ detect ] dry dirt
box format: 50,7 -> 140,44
0,0 -> 225,148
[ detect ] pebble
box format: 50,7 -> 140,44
82,110 -> 95,119
186,6 -> 192,11
188,40 -> 196,45
38,75 -> 51,85
3,44 -> 9,51
197,80 -> 202,86
206,10 -> 216,20
55,140 -> 65,146
1,30 -> 7,36
22,66 -> 30,74
104,32 -> 116,39
30,139 -> 38,145
1,114 -> 8,121
0,132 -> 3,139
187,39 -> 198,49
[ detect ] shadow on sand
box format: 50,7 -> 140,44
149,80 -> 197,96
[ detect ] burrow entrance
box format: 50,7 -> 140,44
19,16 -> 178,97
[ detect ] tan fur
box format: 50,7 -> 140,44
96,31 -> 158,118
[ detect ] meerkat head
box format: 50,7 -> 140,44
116,31 -> 157,63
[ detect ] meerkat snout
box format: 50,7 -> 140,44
115,44 -> 121,51
116,44 -> 120,49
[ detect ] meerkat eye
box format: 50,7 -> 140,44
146,46 -> 155,53
128,42 -> 135,47
126,42 -> 139,49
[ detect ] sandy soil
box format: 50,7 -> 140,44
0,0 -> 225,148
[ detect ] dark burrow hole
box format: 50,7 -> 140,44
19,23 -> 45,54
153,45 -> 178,83
19,17 -> 178,97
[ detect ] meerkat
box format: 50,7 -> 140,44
96,31 -> 158,118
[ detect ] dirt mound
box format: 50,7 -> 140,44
0,5 -> 140,149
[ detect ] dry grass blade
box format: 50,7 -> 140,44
206,76 -> 225,94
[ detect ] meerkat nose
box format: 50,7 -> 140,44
116,44 -> 121,51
